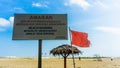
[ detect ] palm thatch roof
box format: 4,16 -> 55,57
50,44 -> 82,57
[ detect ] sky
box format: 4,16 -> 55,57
0,0 -> 120,57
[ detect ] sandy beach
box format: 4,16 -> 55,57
0,58 -> 120,68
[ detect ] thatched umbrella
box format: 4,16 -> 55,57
50,44 -> 82,68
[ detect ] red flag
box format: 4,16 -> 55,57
71,30 -> 90,47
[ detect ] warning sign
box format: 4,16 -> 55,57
12,14 -> 68,40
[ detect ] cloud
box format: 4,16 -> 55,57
0,17 -> 14,31
94,26 -> 120,35
9,17 -> 14,24
64,0 -> 91,10
93,1 -> 109,10
0,18 -> 10,27
13,7 -> 23,10
32,2 -> 48,8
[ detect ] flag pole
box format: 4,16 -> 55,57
69,27 -> 76,68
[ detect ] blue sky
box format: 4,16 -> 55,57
0,0 -> 120,57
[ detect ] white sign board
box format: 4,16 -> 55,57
12,14 -> 68,40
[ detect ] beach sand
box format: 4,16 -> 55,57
0,58 -> 120,68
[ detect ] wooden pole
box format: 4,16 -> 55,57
38,40 -> 42,68
69,27 -> 76,68
64,57 -> 67,68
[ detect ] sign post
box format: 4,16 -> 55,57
38,40 -> 42,68
12,14 -> 68,68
